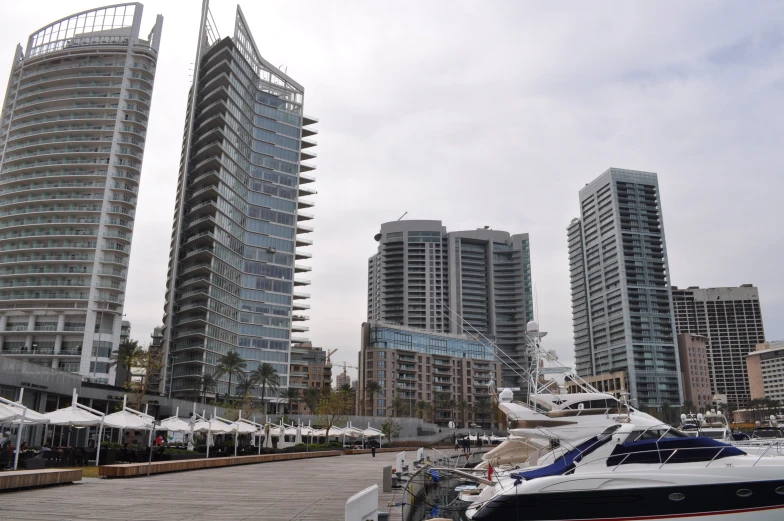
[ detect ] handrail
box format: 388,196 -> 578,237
754,443 -> 773,466
706,447 -> 725,467
659,449 -> 678,469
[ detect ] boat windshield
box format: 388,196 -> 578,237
607,436 -> 744,467
701,430 -> 726,440
752,428 -> 784,439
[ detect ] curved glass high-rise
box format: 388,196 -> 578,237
161,2 -> 316,408
0,4 -> 163,383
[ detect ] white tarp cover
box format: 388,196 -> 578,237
103,410 -> 153,430
192,419 -> 210,432
158,417 -> 191,433
43,405 -> 102,426
232,421 -> 258,434
295,425 -> 302,445
363,428 -> 385,438
0,403 -> 20,423
207,418 -> 236,434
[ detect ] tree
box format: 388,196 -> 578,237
316,388 -> 353,440
234,375 -> 255,400
126,346 -> 164,443
391,396 -> 407,417
457,400 -> 468,428
250,363 -> 280,414
381,419 -> 402,447
199,372 -> 217,404
215,351 -> 246,400
339,383 -> 357,415
365,381 -> 383,416
303,387 -> 322,415
108,338 -> 140,386
474,397 -> 491,427
284,387 -> 301,414
682,400 -> 696,414
415,400 -> 431,420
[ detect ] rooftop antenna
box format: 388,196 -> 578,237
397,211 -> 408,221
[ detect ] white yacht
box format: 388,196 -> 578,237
466,423 -> 784,521
679,410 -> 733,442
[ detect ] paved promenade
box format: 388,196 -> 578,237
0,450 -> 433,521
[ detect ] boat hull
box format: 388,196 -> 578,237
468,479 -> 784,521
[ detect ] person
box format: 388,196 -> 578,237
156,434 -> 164,447
121,442 -> 132,462
371,443 -> 376,458
454,438 -> 459,451
41,444 -> 52,452
20,442 -> 29,452
477,437 -> 483,450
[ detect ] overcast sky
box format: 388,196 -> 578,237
1,1 -> 782,382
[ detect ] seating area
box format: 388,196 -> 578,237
0,447 -> 97,470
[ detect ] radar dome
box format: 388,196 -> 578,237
499,388 -> 514,403
527,321 -> 539,333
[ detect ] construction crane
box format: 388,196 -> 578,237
325,349 -> 337,367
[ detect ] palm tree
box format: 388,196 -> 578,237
474,397 -> 491,427
108,339 -> 140,386
457,400 -> 468,428
199,372 -> 217,404
303,387 -> 322,414
365,381 -> 383,416
250,363 -> 279,414
234,375 -> 255,400
284,387 -> 301,414
682,400 -> 696,414
214,350 -> 246,400
391,396 -> 406,417
415,400 -> 430,420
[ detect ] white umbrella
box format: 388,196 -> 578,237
192,419 -> 210,432
263,425 -> 272,448
295,424 -> 302,445
158,417 -> 191,433
43,405 -> 102,427
9,407 -> 48,425
103,410 -> 153,430
362,428 -> 385,438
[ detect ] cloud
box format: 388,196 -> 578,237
1,0 -> 781,380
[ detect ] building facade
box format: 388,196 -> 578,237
569,168 -> 681,408
676,333 -> 712,411
747,341 -> 784,402
368,220 -> 532,388
566,370 -> 628,400
336,372 -> 351,388
0,4 -> 162,384
672,285 -> 766,407
160,3 -> 316,403
357,320 -> 502,428
289,342 -> 331,414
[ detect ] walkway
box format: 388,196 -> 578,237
0,450 -> 431,521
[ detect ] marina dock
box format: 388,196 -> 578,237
0,450 -> 433,521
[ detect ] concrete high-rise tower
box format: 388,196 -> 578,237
368,220 -> 533,388
569,168 -> 682,408
672,285 -> 766,407
0,4 -> 163,384
160,2 -> 316,406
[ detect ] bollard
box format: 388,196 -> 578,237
391,475 -> 399,489
382,465 -> 392,493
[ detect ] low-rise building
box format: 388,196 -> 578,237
746,341 -> 784,401
336,373 -> 351,388
357,320 -> 502,428
289,342 -> 332,414
567,370 -> 628,400
677,333 -> 712,411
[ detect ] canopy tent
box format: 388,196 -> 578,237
103,409 -> 153,430
42,405 -> 103,427
39,390 -> 104,467
192,419 -> 210,432
362,428 -> 385,438
158,417 -> 191,433
0,403 -> 21,423
207,417 -> 236,434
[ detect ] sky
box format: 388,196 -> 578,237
1,1 -> 782,384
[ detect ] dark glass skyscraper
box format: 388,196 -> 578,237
161,2 -> 316,407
